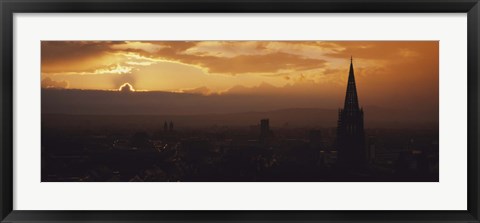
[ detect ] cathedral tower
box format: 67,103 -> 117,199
336,57 -> 366,167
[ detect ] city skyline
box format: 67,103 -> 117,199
41,41 -> 439,182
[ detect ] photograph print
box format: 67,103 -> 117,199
41,41 -> 439,182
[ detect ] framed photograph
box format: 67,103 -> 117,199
1,0 -> 479,222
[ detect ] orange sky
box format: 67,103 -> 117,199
41,41 -> 438,111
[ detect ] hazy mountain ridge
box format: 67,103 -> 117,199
42,89 -> 438,129
42,88 -> 341,115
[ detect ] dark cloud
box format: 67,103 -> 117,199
41,41 -> 119,63
41,77 -> 68,89
325,41 -> 438,61
42,41 -> 328,75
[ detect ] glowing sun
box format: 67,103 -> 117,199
119,83 -> 135,92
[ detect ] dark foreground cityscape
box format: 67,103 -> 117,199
41,58 -> 439,182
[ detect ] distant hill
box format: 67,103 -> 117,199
41,88 -> 341,115
41,89 -> 438,129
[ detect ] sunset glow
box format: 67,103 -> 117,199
41,41 -> 440,182
41,41 -> 438,112
119,83 -> 135,92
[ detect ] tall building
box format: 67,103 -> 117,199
260,119 -> 271,141
169,121 -> 174,132
336,57 -> 366,168
164,121 -> 168,132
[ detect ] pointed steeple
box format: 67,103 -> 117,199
343,56 -> 360,112
336,56 -> 366,168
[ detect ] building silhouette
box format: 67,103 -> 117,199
169,121 -> 174,132
336,57 -> 366,168
260,119 -> 271,141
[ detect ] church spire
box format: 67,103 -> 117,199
336,56 -> 366,168
343,56 -> 360,112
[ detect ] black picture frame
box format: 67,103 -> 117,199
1,0 -> 479,222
